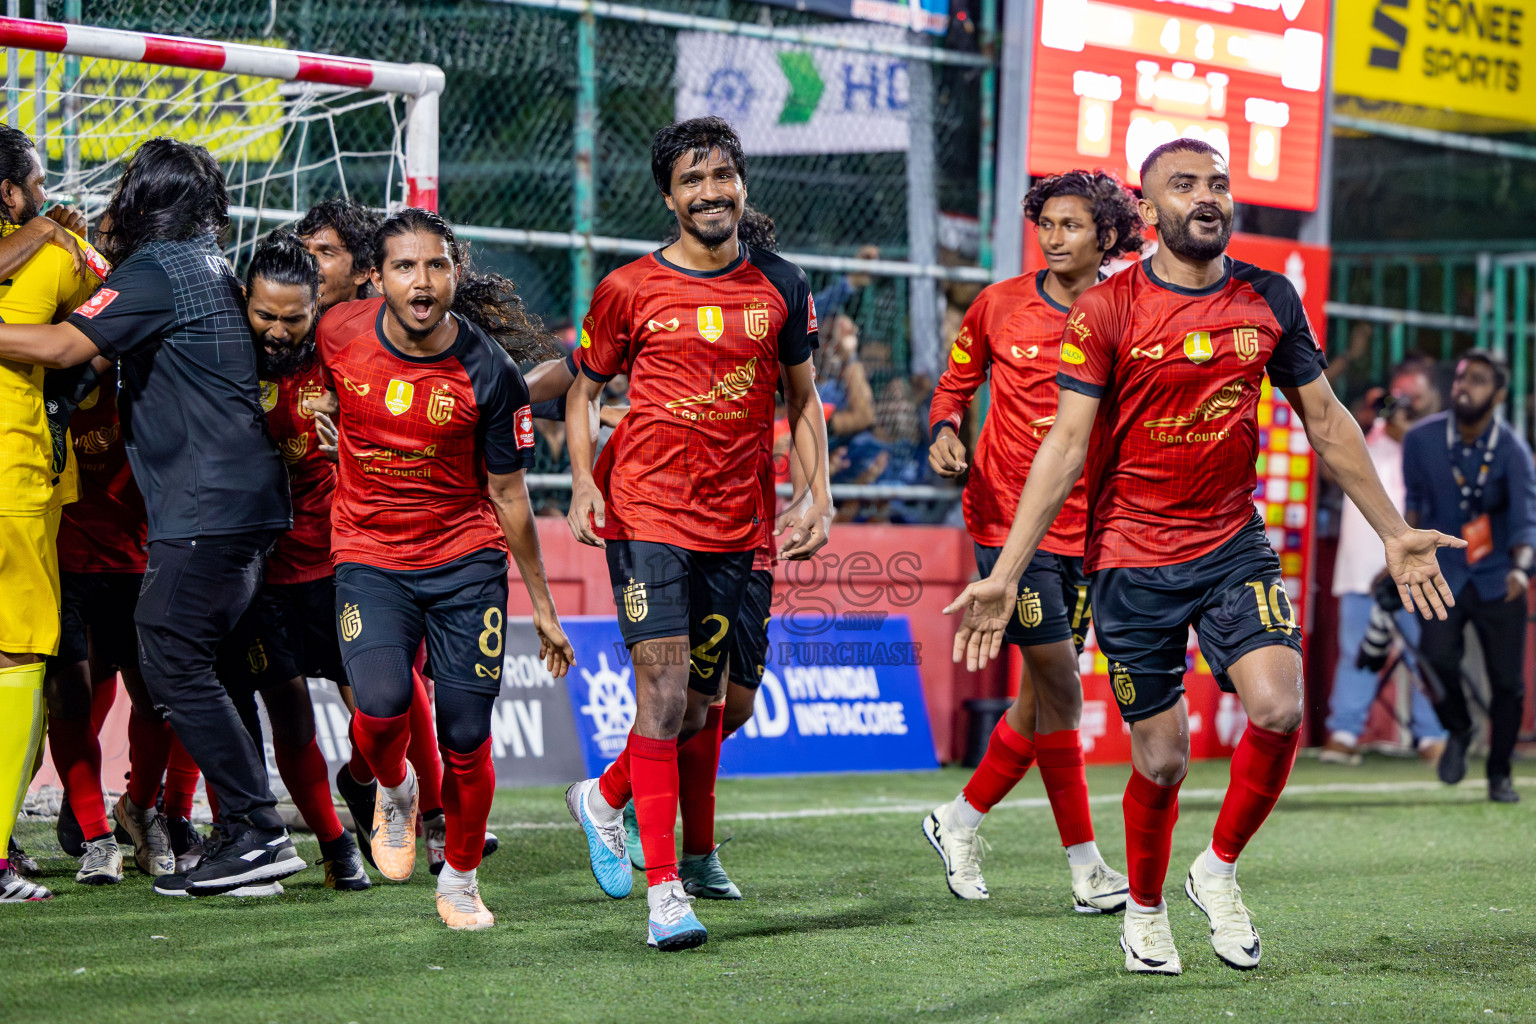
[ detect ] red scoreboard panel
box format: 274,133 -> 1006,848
1026,0 -> 1329,210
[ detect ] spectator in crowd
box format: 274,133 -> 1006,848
813,313 -> 874,434
1321,360 -> 1447,765
814,244 -> 881,321
1403,349 -> 1536,803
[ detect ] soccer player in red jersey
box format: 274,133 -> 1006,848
296,197 -> 381,312
563,117 -> 831,951
318,208 -> 573,930
923,171 -> 1143,911
947,140 -> 1463,975
212,233 -> 370,893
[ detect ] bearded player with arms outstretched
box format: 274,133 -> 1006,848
947,139 -> 1463,975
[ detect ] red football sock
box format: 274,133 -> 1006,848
205,785 -> 221,822
273,735 -> 346,842
678,704 -> 725,856
352,709 -> 410,789
407,670 -> 444,816
163,737 -> 200,821
1035,728 -> 1095,848
439,739 -> 495,872
630,733 -> 680,887
1211,723 -> 1300,863
48,714 -> 109,839
598,744 -> 632,810
961,716 -> 1036,813
346,717 -> 375,784
90,675 -> 117,732
1123,769 -> 1182,908
126,707 -> 173,809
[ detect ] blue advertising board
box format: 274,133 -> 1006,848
561,615 -> 937,777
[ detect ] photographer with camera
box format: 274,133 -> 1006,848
1404,350 -> 1536,803
1322,360 -> 1447,765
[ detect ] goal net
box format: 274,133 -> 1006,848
0,16 -> 442,261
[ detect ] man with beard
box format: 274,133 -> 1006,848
206,232 -> 371,893
946,138 -> 1462,975
1404,349 -> 1536,803
563,117 -> 832,951
0,124 -> 108,900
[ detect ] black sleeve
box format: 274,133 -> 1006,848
756,251 -> 817,366
528,353 -> 578,421
66,254 -> 177,359
1236,263 -> 1327,389
468,335 -> 537,475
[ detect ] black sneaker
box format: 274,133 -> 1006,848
183,821 -> 305,895
334,765 -> 378,869
56,798 -> 86,858
168,816 -> 206,873
153,872 -> 194,897
1489,777 -> 1520,803
7,836 -> 39,877
319,832 -> 372,891
1437,728 -> 1472,785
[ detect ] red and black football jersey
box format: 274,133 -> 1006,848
1058,257 -> 1326,571
318,298 -> 536,572
931,271 -> 1089,555
57,378 -> 148,574
260,359 -> 336,584
581,245 -> 817,552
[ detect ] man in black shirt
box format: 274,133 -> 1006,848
0,138 -> 305,894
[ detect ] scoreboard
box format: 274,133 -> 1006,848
1026,0 -> 1330,210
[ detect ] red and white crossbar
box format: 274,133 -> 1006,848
0,17 -> 446,208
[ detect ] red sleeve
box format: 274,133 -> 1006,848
315,301 -> 354,390
1056,284 -> 1122,399
928,293 -> 992,441
579,271 -> 633,381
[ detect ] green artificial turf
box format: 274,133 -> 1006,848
2,756 -> 1532,1024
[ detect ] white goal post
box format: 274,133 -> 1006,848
0,15 -> 444,249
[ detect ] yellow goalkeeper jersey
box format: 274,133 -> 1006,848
0,222 -> 108,515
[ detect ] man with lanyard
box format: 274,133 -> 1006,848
1403,349 -> 1536,803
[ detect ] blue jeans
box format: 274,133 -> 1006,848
1326,592 -> 1446,742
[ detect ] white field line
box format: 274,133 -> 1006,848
486,775 -> 1534,831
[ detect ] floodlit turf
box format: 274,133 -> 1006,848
3,756 -> 1533,1024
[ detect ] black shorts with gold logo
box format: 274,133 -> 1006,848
728,567 -> 774,690
1089,512 -> 1302,724
216,576 -> 348,693
332,548 -> 510,698
973,543 -> 1091,653
605,540 -> 753,695
50,571 -> 142,673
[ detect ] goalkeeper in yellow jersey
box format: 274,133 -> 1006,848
0,124 -> 108,902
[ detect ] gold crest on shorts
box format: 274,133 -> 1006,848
1111,663 -> 1136,706
385,379 -> 414,416
247,640 -> 268,675
1016,588 -> 1043,629
475,663 -> 502,680
427,385 -> 455,426
623,578 -> 648,622
743,300 -> 770,341
340,602 -> 363,642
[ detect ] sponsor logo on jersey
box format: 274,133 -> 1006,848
297,383 -> 327,418
279,434 -> 309,464
1130,343 -> 1165,360
697,305 -> 725,343
622,578 -> 648,622
1111,663 -> 1135,706
744,300 -> 771,341
475,663 -> 502,680
1061,342 -> 1087,365
1142,380 -> 1245,442
956,325 -> 974,350
81,242 -> 111,283
259,380 -> 279,413
76,423 -> 119,455
384,379 -> 414,416
342,377 -> 370,397
1026,414 -> 1055,439
1016,588 -> 1043,628
515,404 -> 535,449
647,317 -> 680,334
1066,310 -> 1091,343
74,287 -> 117,319
1011,344 -> 1039,360
951,342 -> 971,365
427,385 -> 455,426
78,388 -> 100,412
1233,326 -> 1260,362
664,358 -> 757,411
1183,331 -> 1213,364
339,602 -> 363,642
807,294 -> 818,334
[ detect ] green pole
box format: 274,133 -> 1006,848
976,0 -> 997,273
571,10 -> 596,331
1405,258 -> 1420,358
1369,259 -> 1385,382
1389,320 -> 1405,368
1441,259 -> 1456,359
1476,253 -> 1492,350
1513,266 -> 1529,437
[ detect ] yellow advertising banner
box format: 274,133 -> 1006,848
1334,0 -> 1534,127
